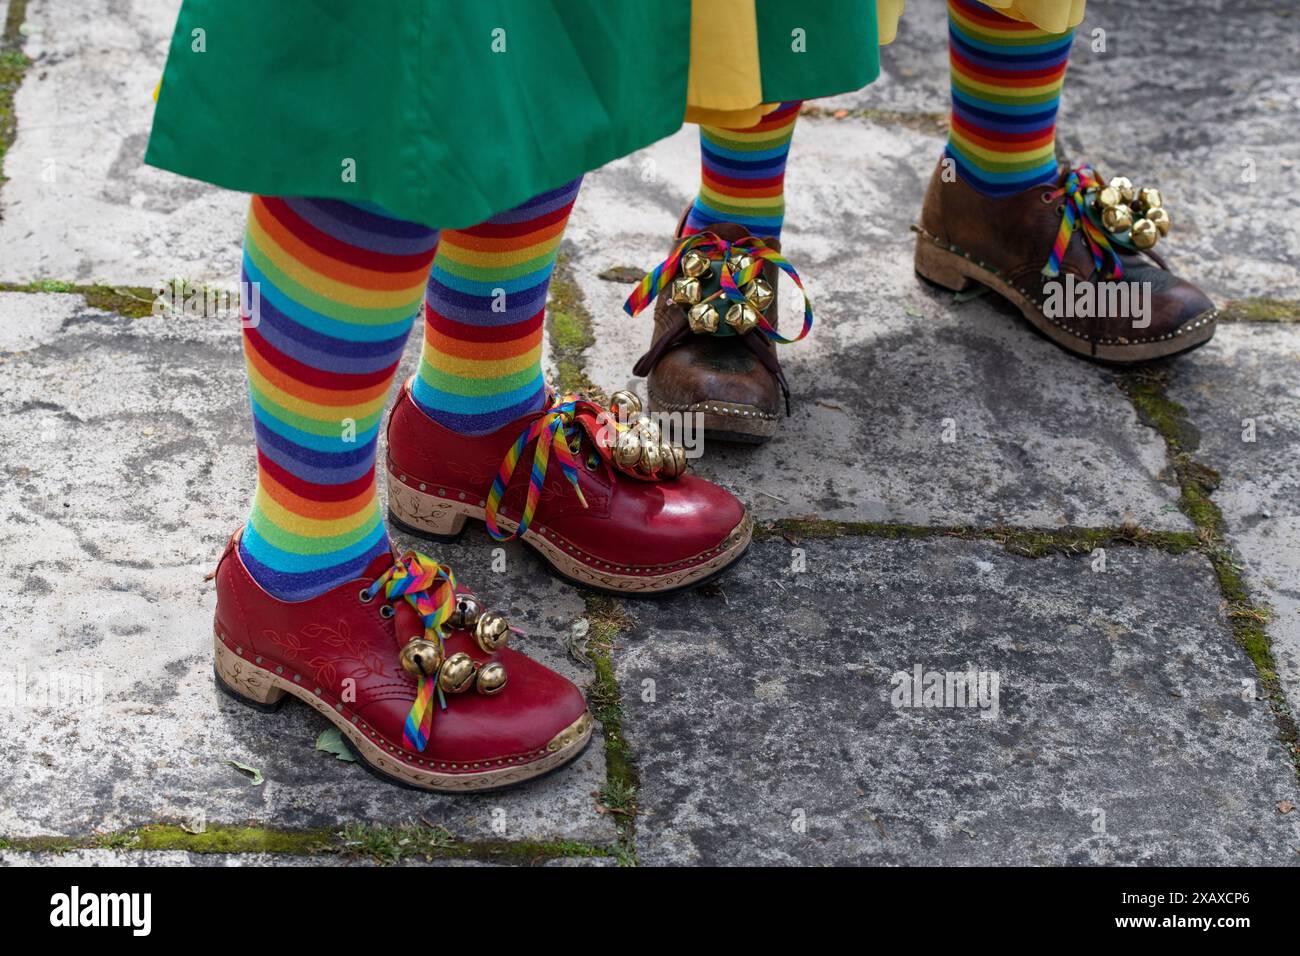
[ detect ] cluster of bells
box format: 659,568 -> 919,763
397,595 -> 510,696
1094,176 -> 1171,251
670,247 -> 774,335
605,389 -> 687,479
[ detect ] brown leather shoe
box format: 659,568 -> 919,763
628,214 -> 810,444
914,160 -> 1217,363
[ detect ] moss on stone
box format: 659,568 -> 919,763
1219,298 -> 1300,324
582,594 -> 640,864
0,281 -> 159,319
327,823 -> 614,865
756,517 -> 1199,558
545,252 -> 601,397
0,824 -> 618,864
80,284 -> 159,318
132,825 -> 332,855
0,1 -> 31,191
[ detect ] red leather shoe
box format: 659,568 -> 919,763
385,380 -> 753,594
212,532 -> 593,792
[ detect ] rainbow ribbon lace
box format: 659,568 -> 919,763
363,551 -> 457,752
623,232 -> 813,344
1043,165 -> 1126,281
484,395 -> 592,542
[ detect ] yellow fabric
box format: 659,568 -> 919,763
684,0 -> 766,127
683,0 -> 907,128
878,0 -> 906,44
981,0 -> 1086,34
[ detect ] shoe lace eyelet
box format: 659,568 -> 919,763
379,604 -> 395,619
1040,191 -> 1055,203
358,588 -> 373,603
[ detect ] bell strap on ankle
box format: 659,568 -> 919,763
1044,164 -> 1173,280
485,392 -> 687,542
624,231 -> 812,342
364,551 -> 457,751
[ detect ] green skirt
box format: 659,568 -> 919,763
145,0 -> 881,229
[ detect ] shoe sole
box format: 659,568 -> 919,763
386,467 -> 754,595
646,390 -> 778,445
212,634 -> 593,793
913,230 -> 1217,364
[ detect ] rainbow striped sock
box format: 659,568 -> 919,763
238,196 -> 438,601
945,0 -> 1073,197
683,100 -> 801,240
410,178 -> 582,436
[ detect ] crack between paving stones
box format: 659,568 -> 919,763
0,825 -> 621,865
543,252 -> 639,864
1117,366 -> 1300,783
0,0 -> 30,201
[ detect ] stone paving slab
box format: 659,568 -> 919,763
0,294 -> 615,845
0,291 -> 81,351
571,122 -> 1187,529
819,0 -> 1300,301
616,536 -> 1300,865
1166,323 -> 1300,718
0,0 -> 247,286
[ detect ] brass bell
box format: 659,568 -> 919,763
614,429 -> 643,468
609,389 -> 642,421
639,438 -> 663,474
1135,186 -> 1162,212
1101,203 -> 1133,234
1096,186 -> 1122,210
399,639 -> 444,679
634,416 -> 661,446
658,442 -> 686,479
449,594 -> 483,630
680,249 -> 712,278
437,652 -> 476,694
1131,218 -> 1159,250
729,252 -> 753,275
725,302 -> 760,334
476,662 -> 508,696
474,610 -> 510,653
671,277 -> 701,306
744,277 -> 774,312
1146,206 -> 1171,236
687,302 -> 720,334
1109,176 -> 1135,203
